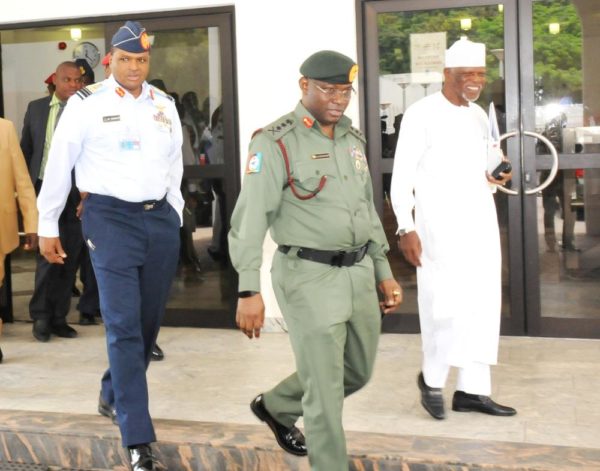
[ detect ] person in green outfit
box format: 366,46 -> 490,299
228,50 -> 402,470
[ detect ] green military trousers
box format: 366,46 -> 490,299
263,248 -> 382,471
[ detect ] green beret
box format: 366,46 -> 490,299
300,50 -> 358,84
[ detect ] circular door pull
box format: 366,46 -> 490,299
497,130 -> 559,195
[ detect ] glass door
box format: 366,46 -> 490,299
360,0 -> 600,338
105,11 -> 240,328
522,0 -> 600,337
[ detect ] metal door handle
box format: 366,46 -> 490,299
497,130 -> 559,195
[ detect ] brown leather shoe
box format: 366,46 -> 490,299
250,394 -> 307,456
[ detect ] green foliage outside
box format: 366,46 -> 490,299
378,1 -> 582,103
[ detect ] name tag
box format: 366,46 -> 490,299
120,139 -> 141,151
103,115 -> 120,123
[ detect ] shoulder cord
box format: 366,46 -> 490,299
275,138 -> 326,201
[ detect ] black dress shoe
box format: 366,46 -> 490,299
250,394 -> 307,456
32,319 -> 51,342
150,344 -> 164,361
452,391 -> 517,416
79,312 -> 98,326
50,323 -> 78,338
417,372 -> 445,420
127,444 -> 165,471
98,393 -> 118,425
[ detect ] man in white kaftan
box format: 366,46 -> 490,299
390,38 -> 516,419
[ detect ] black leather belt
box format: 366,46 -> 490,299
87,194 -> 166,211
278,243 -> 369,267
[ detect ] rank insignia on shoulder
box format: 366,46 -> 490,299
75,82 -> 103,100
246,152 -> 263,174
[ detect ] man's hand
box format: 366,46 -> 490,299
398,231 -> 422,267
76,192 -> 89,219
378,278 -> 403,315
487,160 -> 513,186
39,237 -> 67,265
23,233 -> 39,251
236,293 -> 265,339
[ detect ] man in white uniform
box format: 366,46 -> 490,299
390,38 -> 516,420
37,21 -> 183,470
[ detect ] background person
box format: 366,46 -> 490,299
390,38 -> 516,420
20,61 -> 83,342
0,117 -> 38,363
228,50 -> 402,471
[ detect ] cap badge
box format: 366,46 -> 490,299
140,32 -> 151,51
348,64 -> 358,82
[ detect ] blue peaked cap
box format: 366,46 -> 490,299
111,21 -> 150,53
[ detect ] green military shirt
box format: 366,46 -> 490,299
229,101 -> 393,292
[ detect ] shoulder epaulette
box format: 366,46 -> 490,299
258,113 -> 297,141
75,82 -> 104,100
349,126 -> 366,144
150,85 -> 174,102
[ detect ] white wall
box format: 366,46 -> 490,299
2,38 -> 106,136
1,0 -> 360,325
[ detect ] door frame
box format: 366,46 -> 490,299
358,0 -> 600,338
0,7 -> 241,328
105,9 -> 241,327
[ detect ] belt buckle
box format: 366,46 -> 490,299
143,202 -> 155,211
332,250 -> 347,267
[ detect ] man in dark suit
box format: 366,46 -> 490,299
21,61 -> 83,342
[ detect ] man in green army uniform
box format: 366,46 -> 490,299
228,50 -> 402,470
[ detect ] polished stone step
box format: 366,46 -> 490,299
0,464 -> 110,471
1,409 -> 599,470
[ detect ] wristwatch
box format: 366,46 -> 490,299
238,291 -> 259,298
398,229 -> 409,237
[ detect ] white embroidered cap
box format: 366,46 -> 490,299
445,37 -> 486,68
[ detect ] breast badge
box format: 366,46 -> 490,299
153,108 -> 172,132
351,146 -> 368,173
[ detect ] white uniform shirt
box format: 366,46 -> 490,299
390,91 -> 502,366
37,75 -> 184,237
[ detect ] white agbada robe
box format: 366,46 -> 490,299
390,91 -> 501,367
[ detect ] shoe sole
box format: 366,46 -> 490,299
452,405 -> 517,416
250,400 -> 307,457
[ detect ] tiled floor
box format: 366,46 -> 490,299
2,314 -> 599,453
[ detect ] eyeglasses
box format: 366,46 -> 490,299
313,83 -> 355,100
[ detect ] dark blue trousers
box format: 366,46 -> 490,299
81,194 -> 180,447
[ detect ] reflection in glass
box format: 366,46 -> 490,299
147,26 -> 234,316
378,6 -> 505,160
534,0 -> 600,320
